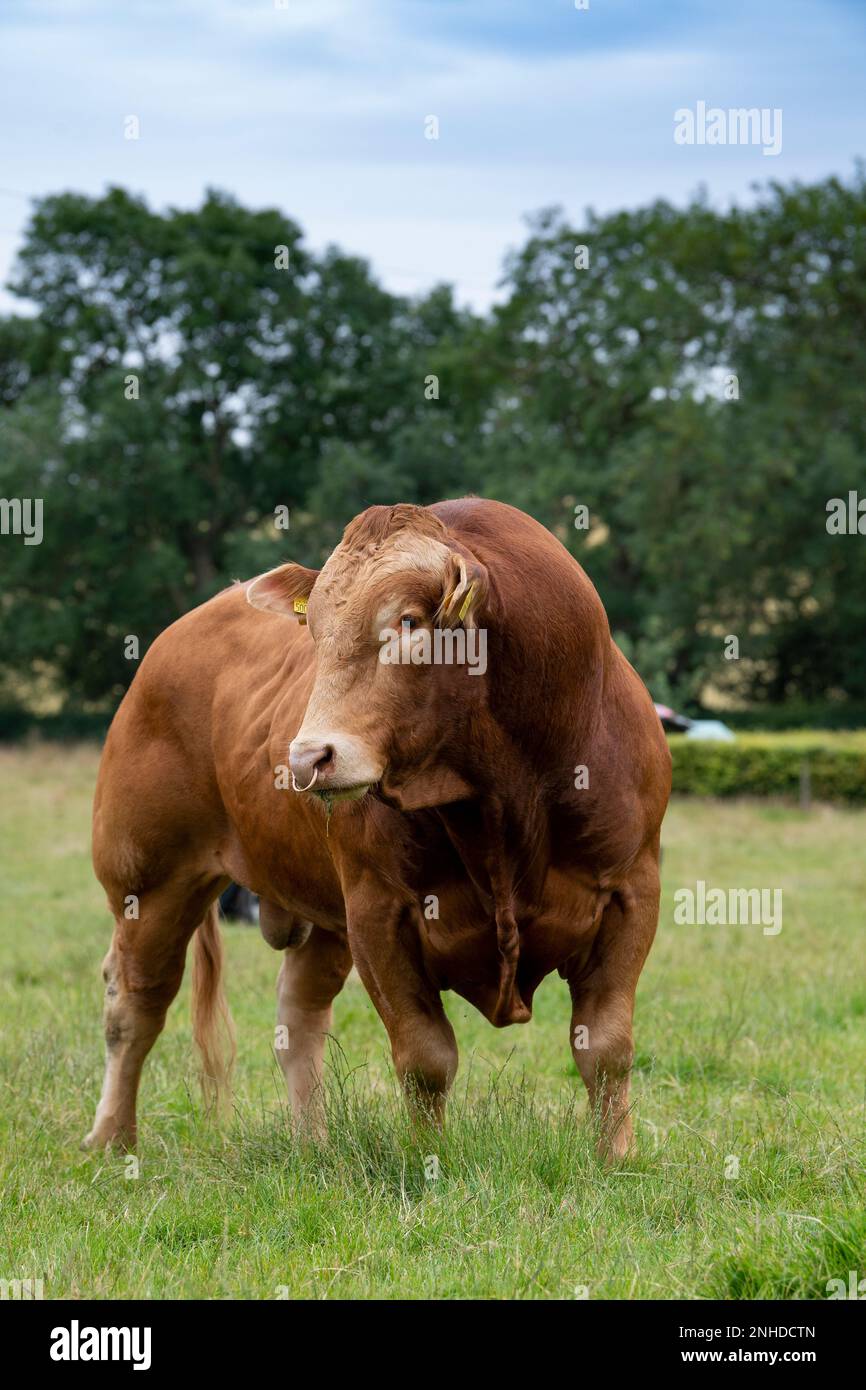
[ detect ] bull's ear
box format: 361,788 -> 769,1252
439,549 -> 488,630
246,563 -> 320,622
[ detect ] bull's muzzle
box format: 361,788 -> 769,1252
289,740 -> 334,792
288,733 -> 380,800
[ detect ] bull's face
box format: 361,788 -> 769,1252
247,505 -> 487,810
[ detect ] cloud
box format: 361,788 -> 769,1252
0,0 -> 864,312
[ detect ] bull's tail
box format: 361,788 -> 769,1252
191,901 -> 236,1114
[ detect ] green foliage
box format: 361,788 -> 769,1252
1,172 -> 865,712
670,735 -> 866,803
0,188 -> 474,702
722,700 -> 866,731
0,703 -> 109,742
484,173 -> 866,709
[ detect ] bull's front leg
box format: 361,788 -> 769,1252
346,893 -> 457,1126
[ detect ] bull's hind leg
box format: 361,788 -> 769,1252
566,850 -> 661,1162
273,926 -> 352,1141
83,875 -> 229,1151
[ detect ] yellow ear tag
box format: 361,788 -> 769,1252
457,583 -> 475,623
293,596 -> 308,617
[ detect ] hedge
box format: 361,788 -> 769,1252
0,705 -> 111,742
669,738 -> 866,804
719,701 -> 866,731
1,703 -> 865,804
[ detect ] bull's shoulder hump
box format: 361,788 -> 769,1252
139,580 -> 308,675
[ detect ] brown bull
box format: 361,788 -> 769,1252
84,498 -> 670,1159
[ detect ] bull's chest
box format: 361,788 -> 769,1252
420,864 -> 610,1022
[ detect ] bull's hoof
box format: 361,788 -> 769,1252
597,1127 -> 635,1166
81,1123 -> 136,1153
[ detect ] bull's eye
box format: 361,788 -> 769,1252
400,615 -> 418,630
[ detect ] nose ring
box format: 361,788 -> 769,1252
291,766 -> 319,793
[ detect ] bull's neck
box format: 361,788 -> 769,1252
482,621 -> 611,780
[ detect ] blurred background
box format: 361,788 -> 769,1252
1,0 -> 865,744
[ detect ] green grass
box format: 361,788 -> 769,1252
1,744 -> 864,1300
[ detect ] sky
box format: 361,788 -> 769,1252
0,0 -> 864,314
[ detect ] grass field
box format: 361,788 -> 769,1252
1,743 -> 864,1301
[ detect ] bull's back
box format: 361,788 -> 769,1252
92,584 -> 329,908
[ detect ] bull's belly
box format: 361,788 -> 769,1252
422,868 -> 609,1024
216,807 -> 347,931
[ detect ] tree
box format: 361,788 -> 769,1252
2,173 -> 865,714
1,189 -> 478,702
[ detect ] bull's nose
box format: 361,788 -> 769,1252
289,741 -> 333,791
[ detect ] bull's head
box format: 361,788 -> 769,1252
247,504 -> 488,811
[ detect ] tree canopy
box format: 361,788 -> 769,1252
1,173 -> 864,716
